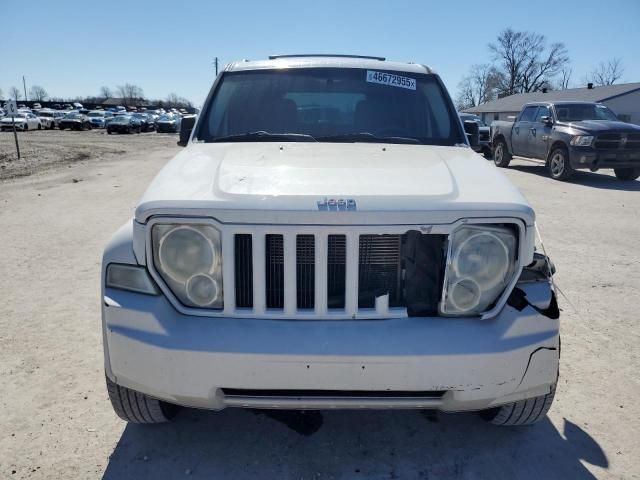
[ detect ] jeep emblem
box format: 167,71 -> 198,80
317,197 -> 357,211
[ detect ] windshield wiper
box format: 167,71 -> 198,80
317,132 -> 422,144
211,131 -> 317,142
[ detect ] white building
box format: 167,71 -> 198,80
465,82 -> 640,125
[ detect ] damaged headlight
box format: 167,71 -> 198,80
152,223 -> 223,308
440,225 -> 517,316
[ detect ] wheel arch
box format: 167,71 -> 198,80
547,140 -> 568,165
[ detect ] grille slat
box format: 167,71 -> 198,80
265,234 -> 284,309
234,234 -> 253,308
296,235 -> 315,309
327,235 -> 346,309
358,235 -> 402,308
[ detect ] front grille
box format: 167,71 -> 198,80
232,231 -> 446,318
222,388 -> 446,398
594,133 -> 640,150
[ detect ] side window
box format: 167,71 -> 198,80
518,106 -> 538,122
534,106 -> 551,123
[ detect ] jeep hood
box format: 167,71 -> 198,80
560,120 -> 640,133
136,143 -> 534,225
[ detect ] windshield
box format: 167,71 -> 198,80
555,103 -> 619,122
38,111 -> 53,117
88,111 -> 104,117
198,68 -> 463,145
65,113 -> 81,119
112,116 -> 131,123
5,113 -> 27,119
159,115 -> 175,121
459,114 -> 485,126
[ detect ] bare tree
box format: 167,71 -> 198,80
99,86 -> 112,99
455,64 -> 502,109
558,67 -> 572,90
489,28 -> 569,95
116,84 -> 144,105
165,93 -> 193,108
588,58 -> 624,86
9,86 -> 22,101
29,85 -> 48,102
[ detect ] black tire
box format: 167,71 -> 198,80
106,375 -> 177,423
547,146 -> 574,181
107,130 -> 112,135
481,383 -> 556,426
614,167 -> 640,181
493,139 -> 512,167
24,124 -> 28,131
37,123 -> 42,130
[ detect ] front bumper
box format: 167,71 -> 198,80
1,122 -> 26,130
103,281 -> 559,412
570,146 -> 640,170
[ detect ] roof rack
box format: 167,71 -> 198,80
268,54 -> 386,61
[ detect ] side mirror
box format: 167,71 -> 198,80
463,120 -> 480,151
178,115 -> 197,147
540,115 -> 553,126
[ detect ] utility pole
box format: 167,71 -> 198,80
23,76 -> 28,102
214,57 -> 219,77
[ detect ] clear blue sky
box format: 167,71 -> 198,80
2,0 -> 639,106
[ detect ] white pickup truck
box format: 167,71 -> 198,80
102,55 -> 559,427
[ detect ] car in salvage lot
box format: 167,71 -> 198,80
106,114 -> 141,134
87,110 -> 113,129
58,112 -> 92,131
155,113 -> 181,133
491,101 -> 640,181
102,55 -> 559,427
1,112 -> 42,131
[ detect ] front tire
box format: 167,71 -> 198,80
614,167 -> 640,181
37,123 -> 42,130
106,375 -> 177,424
493,139 -> 512,167
548,147 -> 574,181
481,383 -> 556,426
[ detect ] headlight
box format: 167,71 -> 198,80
152,223 -> 223,308
441,225 -> 517,316
570,135 -> 594,146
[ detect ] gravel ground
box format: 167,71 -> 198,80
0,129 -> 178,180
0,133 -> 639,479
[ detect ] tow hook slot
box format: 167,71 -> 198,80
508,288 -> 560,319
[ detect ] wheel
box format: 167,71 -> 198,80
493,139 -> 511,167
481,383 -> 556,426
548,146 -> 574,181
614,167 -> 640,181
37,123 -> 42,130
107,130 -> 112,135
24,124 -> 28,131
106,375 -> 177,424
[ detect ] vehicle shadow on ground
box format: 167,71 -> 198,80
507,161 -> 640,191
102,408 -> 607,479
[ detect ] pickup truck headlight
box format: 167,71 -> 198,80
441,225 -> 517,316
151,223 -> 223,308
570,135 -> 594,146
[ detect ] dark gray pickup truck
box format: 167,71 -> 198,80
491,101 -> 640,181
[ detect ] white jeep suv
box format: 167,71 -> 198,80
102,55 -> 559,426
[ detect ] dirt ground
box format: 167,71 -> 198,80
0,131 -> 639,479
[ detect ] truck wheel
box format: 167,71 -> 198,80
481,383 -> 556,426
613,167 -> 640,181
493,140 -> 511,168
106,375 -> 177,423
548,147 -> 574,181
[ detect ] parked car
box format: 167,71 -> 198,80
106,115 -> 141,134
156,114 -> 181,133
0,112 -> 42,131
87,110 -> 112,129
460,113 -> 491,158
0,107 -> 5,118
53,111 -> 67,129
73,102 -> 84,109
33,102 -> 42,110
132,113 -> 155,132
491,101 -> 640,181
102,55 -> 559,427
58,113 -> 92,131
37,109 -> 57,129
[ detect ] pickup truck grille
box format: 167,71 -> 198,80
594,133 -> 640,150
228,230 -> 446,319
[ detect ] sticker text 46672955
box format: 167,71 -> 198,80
366,70 -> 416,90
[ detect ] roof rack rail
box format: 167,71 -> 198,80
268,54 -> 386,61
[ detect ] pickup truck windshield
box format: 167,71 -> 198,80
555,103 -> 619,122
198,68 -> 463,145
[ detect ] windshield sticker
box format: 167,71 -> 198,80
366,70 -> 416,90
